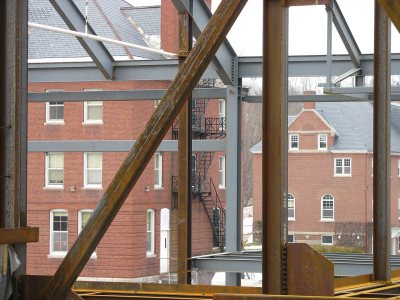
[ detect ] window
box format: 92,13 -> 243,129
154,100 -> 161,107
84,152 -> 102,188
50,210 -> 68,256
398,160 -> 400,177
289,134 -> 299,150
146,209 -> 155,256
45,89 -> 64,124
321,235 -> 333,245
84,101 -> 103,124
78,209 -> 96,257
398,199 -> 400,220
334,158 -> 351,176
287,234 -> 295,243
219,156 -> 226,188
321,194 -> 334,221
219,99 -> 226,131
318,134 -> 327,150
45,153 -> 64,187
288,193 -> 295,220
154,152 -> 162,189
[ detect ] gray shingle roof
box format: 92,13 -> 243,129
250,102 -> 400,153
29,0 -> 162,60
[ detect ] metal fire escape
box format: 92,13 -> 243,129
172,79 -> 226,250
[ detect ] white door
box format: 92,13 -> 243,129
160,208 -> 170,274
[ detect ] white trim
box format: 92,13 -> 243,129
49,209 -> 68,257
45,152 -> 64,188
330,150 -> 368,154
154,100 -> 161,108
334,157 -> 352,176
289,134 -> 299,151
321,235 -> 334,245
219,156 -> 226,188
288,193 -> 295,221
78,209 -> 97,259
154,152 -> 163,189
146,209 -> 155,256
77,274 -> 162,283
318,133 -> 328,151
45,89 -> 65,124
83,88 -> 103,124
321,194 -> 334,221
84,152 -> 103,188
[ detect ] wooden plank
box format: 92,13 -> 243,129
378,0 -> 400,33
0,227 -> 39,244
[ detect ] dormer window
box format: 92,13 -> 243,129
289,134 -> 299,150
318,134 -> 327,150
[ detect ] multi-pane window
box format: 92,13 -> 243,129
287,234 -> 295,243
146,209 -> 155,256
321,194 -> 334,220
289,134 -> 299,150
321,235 -> 333,245
45,152 -> 64,187
334,158 -> 351,176
50,210 -> 68,255
318,134 -> 327,150
46,89 -> 64,124
78,209 -> 96,257
154,152 -> 162,188
219,156 -> 226,188
84,102 -> 103,123
288,193 -> 295,220
84,152 -> 102,188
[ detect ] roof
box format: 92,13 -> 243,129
250,102 -> 400,153
28,0 -> 162,60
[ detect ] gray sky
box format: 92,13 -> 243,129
127,0 -> 400,56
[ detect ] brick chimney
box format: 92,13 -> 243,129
303,90 -> 316,109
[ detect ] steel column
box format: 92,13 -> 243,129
41,1 -> 247,298
225,85 -> 241,286
177,7 -> 193,285
0,0 -> 28,273
326,7 -> 333,87
262,0 -> 288,295
373,0 -> 391,282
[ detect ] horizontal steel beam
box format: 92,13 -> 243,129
28,88 -> 227,102
28,140 -> 226,152
191,251 -> 400,277
325,86 -> 400,94
244,94 -> 371,103
29,54 -> 400,82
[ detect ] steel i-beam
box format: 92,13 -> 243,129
41,1 -> 247,298
262,0 -> 289,295
373,0 -> 391,282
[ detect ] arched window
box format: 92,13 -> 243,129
146,209 -> 155,256
288,194 -> 295,220
321,194 -> 334,220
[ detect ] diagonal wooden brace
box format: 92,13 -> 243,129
41,0 -> 247,299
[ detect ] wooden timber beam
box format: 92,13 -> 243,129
0,227 -> 38,244
378,0 -> 400,33
283,0 -> 331,6
40,0 -> 247,299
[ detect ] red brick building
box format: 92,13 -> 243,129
252,101 -> 400,254
27,0 -> 225,282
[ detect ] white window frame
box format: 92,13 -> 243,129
219,156 -> 226,188
49,209 -> 68,257
154,152 -> 163,189
219,99 -> 226,131
84,152 -> 103,189
289,134 -> 299,151
83,89 -> 103,124
45,89 -> 65,124
321,235 -> 333,245
154,99 -> 161,107
318,133 -> 328,150
334,158 -> 352,176
146,209 -> 155,256
321,194 -> 334,221
78,209 -> 97,258
288,193 -> 295,221
45,152 -> 64,188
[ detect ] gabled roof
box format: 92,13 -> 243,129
29,0 -> 162,60
288,108 -> 338,136
250,102 -> 400,153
